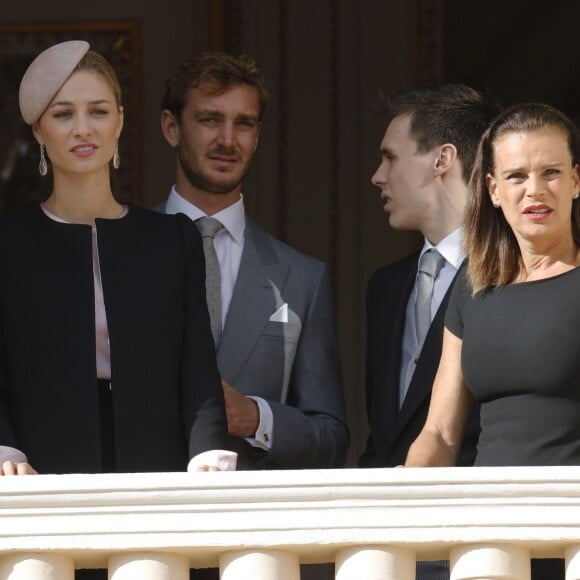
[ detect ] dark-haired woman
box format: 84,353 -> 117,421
406,103 -> 580,579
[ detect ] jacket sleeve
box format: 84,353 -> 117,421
360,271 -> 380,470
0,325 -> 19,451
177,214 -> 229,456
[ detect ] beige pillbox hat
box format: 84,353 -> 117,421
19,40 -> 90,125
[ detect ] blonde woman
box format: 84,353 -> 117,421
0,41 -> 231,480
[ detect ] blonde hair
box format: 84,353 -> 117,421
74,50 -> 122,109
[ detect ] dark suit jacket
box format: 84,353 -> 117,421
0,204 -> 227,474
360,252 -> 479,468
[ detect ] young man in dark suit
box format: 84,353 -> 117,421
359,85 -> 498,580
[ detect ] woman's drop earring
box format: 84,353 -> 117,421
39,144 -> 47,176
113,142 -> 120,170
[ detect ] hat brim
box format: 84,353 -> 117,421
19,40 -> 90,125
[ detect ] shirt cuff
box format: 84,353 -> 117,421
245,396 -> 273,450
187,450 -> 238,472
0,446 -> 28,464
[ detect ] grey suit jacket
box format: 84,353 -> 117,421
159,202 -> 348,469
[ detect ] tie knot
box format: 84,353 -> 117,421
195,216 -> 224,239
418,249 -> 445,278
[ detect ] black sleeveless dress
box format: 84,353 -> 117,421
446,267 -> 580,580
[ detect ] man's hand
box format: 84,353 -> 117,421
222,380 -> 259,437
0,461 -> 37,476
187,450 -> 238,472
191,464 -> 220,472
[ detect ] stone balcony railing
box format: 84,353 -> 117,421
1,466 -> 580,579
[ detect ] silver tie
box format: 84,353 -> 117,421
415,249 -> 445,350
195,216 -> 224,347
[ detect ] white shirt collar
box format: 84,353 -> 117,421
166,186 -> 246,244
420,227 -> 464,269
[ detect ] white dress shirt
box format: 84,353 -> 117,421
166,187 -> 244,326
399,227 -> 465,405
166,187 -> 274,450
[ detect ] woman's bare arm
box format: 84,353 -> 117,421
405,329 -> 474,466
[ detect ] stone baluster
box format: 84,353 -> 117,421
0,554 -> 74,580
220,549 -> 300,580
109,552 -> 188,580
565,545 -> 580,579
450,544 -> 530,580
335,546 -> 415,580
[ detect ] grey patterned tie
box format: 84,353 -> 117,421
415,249 -> 445,349
195,216 -> 224,347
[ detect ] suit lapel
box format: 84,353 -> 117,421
217,218 -> 290,383
380,258 -> 418,442
396,261 -> 465,426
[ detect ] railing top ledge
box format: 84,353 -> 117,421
0,465 -> 579,496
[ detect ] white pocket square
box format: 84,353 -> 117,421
269,303 -> 288,323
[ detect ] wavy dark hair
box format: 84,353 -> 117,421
161,52 -> 269,121
466,102 -> 580,293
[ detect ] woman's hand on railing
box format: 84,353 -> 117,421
0,460 -> 37,475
